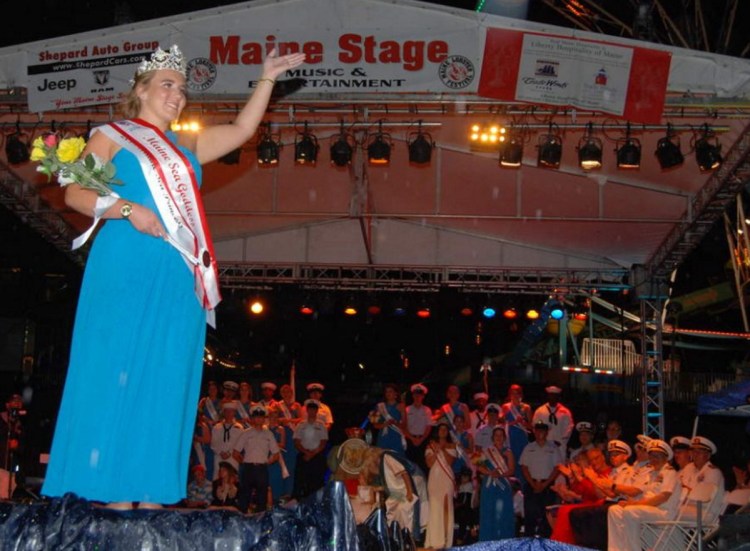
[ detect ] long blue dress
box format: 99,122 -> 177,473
375,402 -> 405,454
479,447 -> 515,541
42,129 -> 206,504
503,402 -> 530,485
268,425 -> 285,502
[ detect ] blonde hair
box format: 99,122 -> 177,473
120,72 -> 156,119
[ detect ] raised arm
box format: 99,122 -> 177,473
195,49 -> 305,164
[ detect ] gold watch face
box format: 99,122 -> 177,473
121,204 -> 133,218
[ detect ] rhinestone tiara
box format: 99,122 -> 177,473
135,45 -> 187,78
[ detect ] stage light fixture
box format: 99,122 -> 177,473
393,306 -> 407,316
294,122 -> 319,165
367,121 -> 392,165
577,122 -> 602,170
416,307 -> 431,319
654,124 -> 684,169
694,124 -> 722,172
482,306 -> 496,319
537,123 -> 562,168
526,309 -> 540,320
502,308 -> 518,319
407,121 -> 434,165
499,126 -> 523,168
249,299 -> 264,315
616,123 -> 641,169
256,124 -> 280,166
550,307 -> 565,320
329,121 -> 356,167
367,305 -> 382,316
344,306 -> 358,316
460,307 -> 474,317
5,122 -> 29,165
300,305 -> 315,316
469,123 -> 505,150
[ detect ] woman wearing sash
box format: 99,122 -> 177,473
41,45 -> 305,508
476,426 -> 516,541
236,381 -> 254,428
277,383 -> 301,498
432,384 -> 471,432
424,421 -> 458,549
370,383 -> 407,454
501,383 -> 532,484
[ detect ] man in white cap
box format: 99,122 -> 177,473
306,382 -> 333,430
632,434 -> 653,487
210,400 -> 243,480
570,439 -> 643,549
406,383 -> 432,473
678,436 -> 724,519
669,436 -> 693,480
569,421 -> 596,460
233,404 -> 280,513
607,439 -> 681,551
469,392 -> 489,436
520,421 -> 564,537
532,386 -> 574,449
293,399 -> 329,498
221,380 -> 239,408
473,403 -> 503,450
259,382 -> 278,409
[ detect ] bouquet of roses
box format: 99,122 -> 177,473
31,134 -> 121,195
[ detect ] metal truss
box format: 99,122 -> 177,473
0,161 -> 86,266
646,122 -> 750,278
217,262 -> 629,293
640,297 -> 666,439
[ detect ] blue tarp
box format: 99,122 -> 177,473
697,378 -> 750,416
0,481 -> 362,551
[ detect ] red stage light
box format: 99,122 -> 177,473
300,305 -> 314,315
503,308 -> 518,319
460,307 -> 474,317
367,305 -> 382,315
416,308 -> 431,319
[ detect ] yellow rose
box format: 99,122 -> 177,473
30,146 -> 46,162
32,136 -> 46,149
55,137 -> 86,163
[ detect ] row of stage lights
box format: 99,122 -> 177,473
470,121 -> 723,172
172,119 -> 435,167
247,298 -> 587,321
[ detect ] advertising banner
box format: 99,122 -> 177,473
478,28 -> 671,124
24,2 -> 480,113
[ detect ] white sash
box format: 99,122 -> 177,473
95,119 -> 221,327
236,401 -> 252,421
204,398 -> 219,422
378,402 -> 407,449
278,401 -> 294,420
509,403 -> 530,433
483,446 -> 510,489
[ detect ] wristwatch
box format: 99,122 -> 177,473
120,203 -> 133,219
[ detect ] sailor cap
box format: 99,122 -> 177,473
486,403 -> 501,414
545,385 -> 563,394
304,398 -> 321,408
669,436 -> 692,451
646,439 -> 673,461
306,382 -> 325,392
250,405 -> 267,417
261,382 -> 277,391
576,421 -> 595,433
607,439 -> 632,457
410,383 -> 428,394
690,436 -> 717,455
473,392 -> 489,401
223,381 -> 239,391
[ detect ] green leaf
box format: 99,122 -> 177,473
84,154 -> 96,170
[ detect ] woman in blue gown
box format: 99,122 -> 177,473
477,427 -> 516,541
501,383 -> 532,485
41,45 -> 305,507
267,408 -> 286,503
370,383 -> 407,454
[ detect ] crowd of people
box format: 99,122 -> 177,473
185,380 -> 738,550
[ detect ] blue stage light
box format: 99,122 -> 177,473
482,307 -> 496,319
550,307 -> 565,320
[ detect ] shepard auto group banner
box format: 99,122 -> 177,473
24,21 -> 479,113
478,28 -> 671,124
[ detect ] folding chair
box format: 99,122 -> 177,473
640,481 -> 725,551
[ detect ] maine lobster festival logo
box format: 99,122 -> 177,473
186,58 -> 218,92
438,55 -> 475,89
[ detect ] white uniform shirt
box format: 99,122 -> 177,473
234,427 -> 280,464
406,404 -> 433,436
210,421 -> 244,471
474,423 -> 504,450
294,420 -> 329,451
532,402 -> 574,448
520,440 -> 564,480
678,461 -> 725,517
316,402 -> 334,427
469,409 -> 489,436
642,463 -> 681,517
